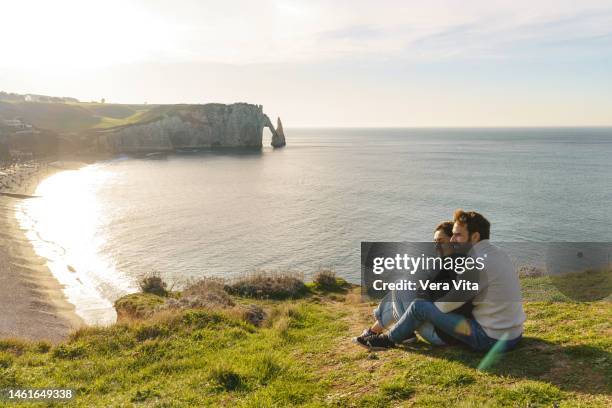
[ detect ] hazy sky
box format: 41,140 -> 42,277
1,0 -> 611,126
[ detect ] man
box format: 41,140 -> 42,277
356,210 -> 525,352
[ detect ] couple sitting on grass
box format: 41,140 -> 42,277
355,209 -> 526,352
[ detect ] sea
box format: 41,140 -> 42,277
14,127 -> 612,324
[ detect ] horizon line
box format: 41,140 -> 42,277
284,125 -> 612,129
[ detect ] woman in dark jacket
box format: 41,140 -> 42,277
355,221 -> 473,347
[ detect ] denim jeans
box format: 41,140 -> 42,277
374,289 -> 447,346
388,299 -> 522,352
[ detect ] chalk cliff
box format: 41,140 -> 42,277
97,103 -> 285,153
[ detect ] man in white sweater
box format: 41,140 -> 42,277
356,210 -> 526,352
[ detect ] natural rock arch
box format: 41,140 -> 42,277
96,103 -> 286,152
263,115 -> 286,148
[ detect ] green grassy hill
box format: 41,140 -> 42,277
0,274 -> 610,407
0,101 -> 152,133
0,99 -> 255,136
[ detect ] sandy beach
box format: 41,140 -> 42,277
0,162 -> 84,342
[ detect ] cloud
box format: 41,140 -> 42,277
180,0 -> 612,64
317,25 -> 384,41
2,0 -> 611,127
2,0 -> 611,70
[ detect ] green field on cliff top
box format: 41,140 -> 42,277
0,273 -> 610,407
0,100 -> 267,135
0,100 -> 155,133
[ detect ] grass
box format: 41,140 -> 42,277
1,275 -> 610,407
91,110 -> 148,129
114,293 -> 165,319
521,268 -> 612,303
548,268 -> 612,302
0,100 -> 154,133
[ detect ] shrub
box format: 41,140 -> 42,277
313,269 -> 347,292
227,271 -> 307,300
139,272 -> 168,297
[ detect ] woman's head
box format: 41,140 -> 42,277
434,221 -> 454,256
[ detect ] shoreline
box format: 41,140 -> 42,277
0,161 -> 85,342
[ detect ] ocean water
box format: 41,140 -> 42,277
15,128 -> 612,324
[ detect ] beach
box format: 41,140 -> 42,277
0,161 -> 83,342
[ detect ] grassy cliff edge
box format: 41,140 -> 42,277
0,272 -> 610,407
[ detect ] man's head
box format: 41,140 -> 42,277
451,209 -> 490,243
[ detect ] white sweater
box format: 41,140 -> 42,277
434,240 -> 526,340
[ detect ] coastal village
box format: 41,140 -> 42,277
0,93 -> 59,195
0,91 -> 64,156
0,117 -> 41,194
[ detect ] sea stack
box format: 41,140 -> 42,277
271,117 -> 286,148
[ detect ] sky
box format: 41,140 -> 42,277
1,0 -> 611,127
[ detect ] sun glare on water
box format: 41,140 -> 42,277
15,165 -> 136,325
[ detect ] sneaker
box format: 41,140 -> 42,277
353,328 -> 380,347
353,333 -> 396,351
357,328 -> 376,339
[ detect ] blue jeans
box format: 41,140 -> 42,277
374,289 -> 447,346
388,299 -> 522,352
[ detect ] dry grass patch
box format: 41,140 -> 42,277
164,277 -> 234,310
226,271 -> 307,300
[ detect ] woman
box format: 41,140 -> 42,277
354,221 -> 463,349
